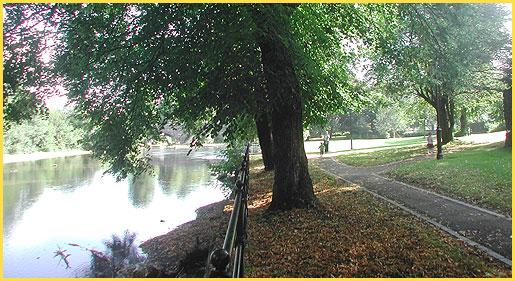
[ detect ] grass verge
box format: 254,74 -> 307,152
336,145 -> 427,166
386,143 -> 512,214
245,162 -> 510,277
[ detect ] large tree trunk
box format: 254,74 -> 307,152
417,87 -> 453,144
436,95 -> 453,145
251,4 -> 317,211
255,113 -> 274,171
503,86 -> 512,147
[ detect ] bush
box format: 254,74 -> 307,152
210,142 -> 246,180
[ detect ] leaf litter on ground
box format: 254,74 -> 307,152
244,162 -> 511,277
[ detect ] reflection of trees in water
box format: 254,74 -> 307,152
3,156 -> 98,237
155,154 -> 213,199
3,151 -> 221,233
5,156 -> 98,191
128,173 -> 155,208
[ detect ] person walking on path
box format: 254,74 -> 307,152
323,131 -> 330,152
426,132 -> 434,154
319,142 -> 325,157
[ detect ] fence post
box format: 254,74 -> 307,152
206,143 -> 250,277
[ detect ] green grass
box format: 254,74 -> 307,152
305,136 -> 428,155
386,143 -> 512,214
384,137 -> 427,147
336,145 -> 427,166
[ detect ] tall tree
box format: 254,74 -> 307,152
3,3 -> 397,209
371,4 -> 510,146
501,55 -> 512,147
251,4 -> 316,209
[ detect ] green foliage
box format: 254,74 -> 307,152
370,4 -> 510,129
210,141 -> 246,179
374,106 -> 410,138
3,4 -> 62,125
3,88 -> 48,129
43,3 -> 381,178
3,110 -> 85,154
4,3 -> 510,180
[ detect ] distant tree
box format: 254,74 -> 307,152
374,106 -> 409,138
3,110 -> 84,154
372,4 -> 510,148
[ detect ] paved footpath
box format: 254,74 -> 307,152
315,157 -> 512,266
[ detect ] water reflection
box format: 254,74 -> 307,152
3,147 -> 225,277
154,154 -> 213,199
128,173 -> 156,208
3,156 -> 98,238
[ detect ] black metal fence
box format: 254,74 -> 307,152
206,143 -> 250,277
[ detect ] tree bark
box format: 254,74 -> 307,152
503,86 -> 512,147
255,113 -> 274,171
417,86 -> 453,144
448,97 -> 455,135
436,95 -> 453,145
459,107 -> 468,136
251,4 -> 317,211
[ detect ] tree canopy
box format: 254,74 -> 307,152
3,3 -> 511,208
370,4 -> 510,144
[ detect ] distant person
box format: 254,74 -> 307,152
323,131 -> 330,152
319,142 -> 325,157
426,132 -> 434,154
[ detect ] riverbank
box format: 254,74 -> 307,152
138,160 -> 510,277
3,150 -> 92,164
129,200 -> 230,277
2,143 -> 228,164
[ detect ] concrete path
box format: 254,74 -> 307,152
315,157 -> 512,266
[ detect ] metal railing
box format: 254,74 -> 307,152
206,143 -> 250,277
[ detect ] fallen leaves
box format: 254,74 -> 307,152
244,164 -> 511,277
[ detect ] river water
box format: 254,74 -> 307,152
3,147 -> 226,277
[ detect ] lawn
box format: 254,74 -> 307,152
304,136 -> 426,154
336,145 -> 428,166
244,162 -> 510,277
386,143 -> 512,214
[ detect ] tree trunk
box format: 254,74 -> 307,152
417,87 -> 453,144
448,97 -> 455,135
503,86 -> 512,147
255,113 -> 274,171
436,95 -> 453,145
459,107 -> 468,136
251,4 -> 317,211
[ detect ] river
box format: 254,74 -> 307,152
3,147 -> 226,277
